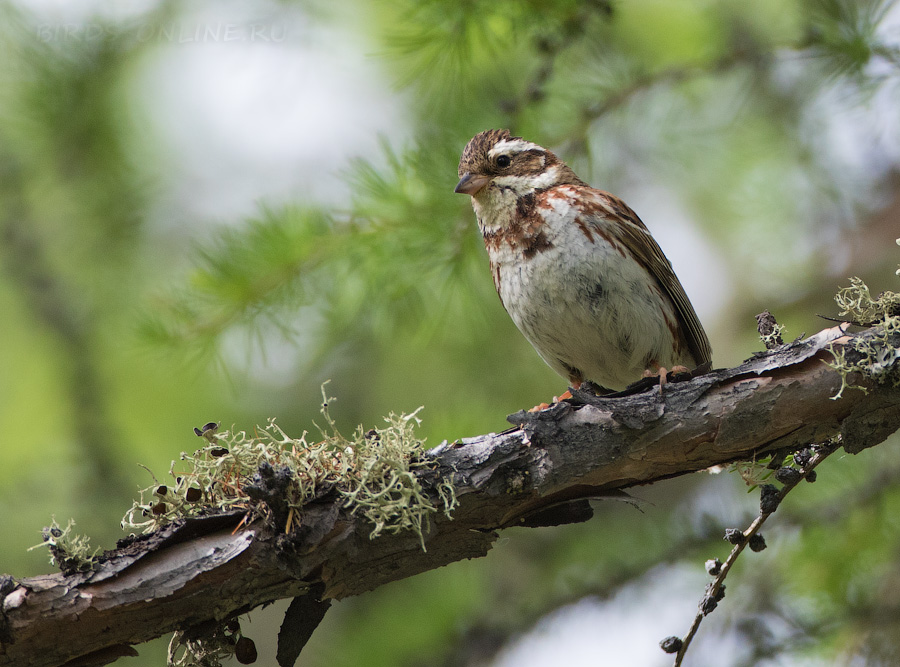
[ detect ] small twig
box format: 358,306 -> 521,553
666,438 -> 841,666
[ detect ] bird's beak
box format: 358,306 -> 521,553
454,173 -> 491,196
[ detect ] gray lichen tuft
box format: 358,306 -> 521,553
834,275 -> 900,326
122,388 -> 457,551
167,620 -> 253,667
29,518 -> 100,573
827,247 -> 900,399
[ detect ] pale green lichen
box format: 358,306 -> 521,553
827,314 -> 900,399
827,246 -> 900,399
759,323 -> 786,350
28,518 -> 100,572
122,388 -> 456,550
834,276 -> 900,325
168,632 -> 229,667
167,624 -> 249,667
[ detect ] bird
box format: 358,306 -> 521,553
455,129 -> 712,393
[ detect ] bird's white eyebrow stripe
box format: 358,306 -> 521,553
489,139 -> 542,155
493,164 -> 561,190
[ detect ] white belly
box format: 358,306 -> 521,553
492,234 -> 685,389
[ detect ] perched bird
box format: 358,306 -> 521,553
455,129 -> 712,392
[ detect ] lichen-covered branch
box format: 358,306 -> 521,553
1,324 -> 899,667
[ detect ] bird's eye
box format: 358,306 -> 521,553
496,155 -> 511,168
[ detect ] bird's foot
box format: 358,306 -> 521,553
642,365 -> 692,388
528,389 -> 574,412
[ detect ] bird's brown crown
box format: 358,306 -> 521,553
457,129 -> 514,177
457,129 -> 583,188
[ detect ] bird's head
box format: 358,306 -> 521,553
454,129 -> 583,199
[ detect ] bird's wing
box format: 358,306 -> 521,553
579,187 -> 713,368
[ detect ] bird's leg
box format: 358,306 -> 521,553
528,386 -> 576,412
643,362 -> 666,387
643,364 -> 692,387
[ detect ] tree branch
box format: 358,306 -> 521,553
2,323 -> 899,667
669,438 -> 841,665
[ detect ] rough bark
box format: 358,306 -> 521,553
1,324 -> 899,667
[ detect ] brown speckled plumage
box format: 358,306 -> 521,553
456,129 -> 712,390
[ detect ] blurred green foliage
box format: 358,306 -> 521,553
1,0 -> 900,665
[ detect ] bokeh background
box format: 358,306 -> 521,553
2,0 -> 900,665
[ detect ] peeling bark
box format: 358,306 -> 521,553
1,324 -> 898,667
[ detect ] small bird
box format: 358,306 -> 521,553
455,129 -> 712,392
